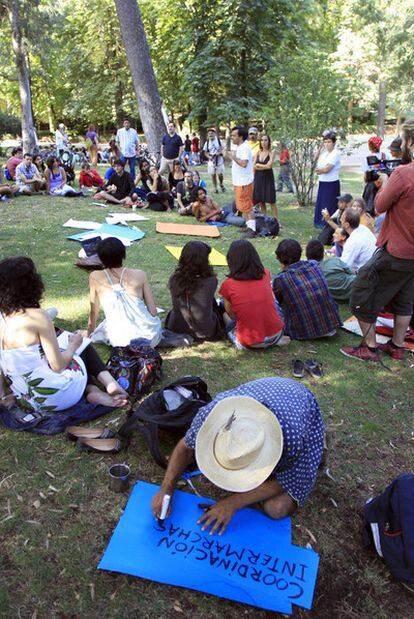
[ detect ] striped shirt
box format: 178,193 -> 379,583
116,127 -> 139,158
272,260 -> 342,340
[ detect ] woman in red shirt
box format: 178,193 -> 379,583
220,240 -> 289,349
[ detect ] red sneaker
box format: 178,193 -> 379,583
377,341 -> 405,361
340,345 -> 380,362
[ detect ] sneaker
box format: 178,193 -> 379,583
377,340 -> 405,361
220,185 -> 226,193
214,189 -> 219,194
340,344 -> 380,362
245,230 -> 257,238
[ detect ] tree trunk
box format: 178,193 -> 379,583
114,81 -> 125,127
114,0 -> 166,156
377,80 -> 387,139
7,0 -> 36,153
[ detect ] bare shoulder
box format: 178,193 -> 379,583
127,268 -> 148,282
26,307 -> 52,328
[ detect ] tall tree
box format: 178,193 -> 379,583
4,0 -> 36,151
114,0 -> 165,155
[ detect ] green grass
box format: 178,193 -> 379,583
0,165 -> 413,618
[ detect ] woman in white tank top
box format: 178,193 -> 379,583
0,257 -> 128,413
87,237 -> 162,347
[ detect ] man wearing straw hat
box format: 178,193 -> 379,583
152,377 -> 325,535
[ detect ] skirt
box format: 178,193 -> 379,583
313,180 -> 340,227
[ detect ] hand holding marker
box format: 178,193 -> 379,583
157,494 -> 171,524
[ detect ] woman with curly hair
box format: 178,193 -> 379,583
0,257 -> 128,413
165,241 -> 224,340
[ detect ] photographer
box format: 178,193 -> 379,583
341,119 -> 414,362
202,127 -> 226,193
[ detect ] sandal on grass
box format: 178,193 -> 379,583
291,359 -> 305,378
76,437 -> 123,454
304,358 -> 323,379
66,426 -> 115,441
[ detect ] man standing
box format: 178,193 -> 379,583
152,377 -> 325,533
159,122 -> 183,176
203,128 -> 226,194
191,132 -> 200,165
341,119 -> 414,362
224,126 -> 255,233
116,119 -> 140,180
15,153 -> 43,195
247,127 -> 260,156
277,143 -> 294,193
55,123 -> 69,158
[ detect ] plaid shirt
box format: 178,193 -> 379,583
272,260 -> 342,340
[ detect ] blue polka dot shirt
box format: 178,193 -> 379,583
185,377 -> 325,506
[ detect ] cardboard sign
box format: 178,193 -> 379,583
165,245 -> 227,266
67,223 -> 145,244
98,482 -> 319,614
156,222 -> 221,238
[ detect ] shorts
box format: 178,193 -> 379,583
350,247 -> 414,323
207,160 -> 225,175
234,183 -> 254,213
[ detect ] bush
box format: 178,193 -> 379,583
0,111 -> 21,136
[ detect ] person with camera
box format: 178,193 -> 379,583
202,127 -> 226,193
341,119 -> 414,362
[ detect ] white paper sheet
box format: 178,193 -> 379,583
63,219 -> 101,230
107,213 -> 150,223
57,330 -> 91,355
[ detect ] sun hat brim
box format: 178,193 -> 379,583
195,396 -> 283,493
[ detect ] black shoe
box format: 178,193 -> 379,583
291,359 -> 305,378
304,358 -> 323,379
245,229 -> 257,238
220,186 -> 226,193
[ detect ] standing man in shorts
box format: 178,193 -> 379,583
341,118 -> 414,362
202,127 -> 226,193
159,122 -> 183,176
224,126 -> 255,235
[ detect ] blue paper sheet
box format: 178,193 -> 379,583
67,223 -> 145,242
98,482 -> 319,614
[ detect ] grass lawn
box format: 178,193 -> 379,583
0,165 -> 413,618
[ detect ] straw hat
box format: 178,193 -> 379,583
195,396 -> 283,492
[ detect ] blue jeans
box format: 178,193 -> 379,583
121,155 -> 137,179
221,206 -> 246,227
277,165 -> 294,192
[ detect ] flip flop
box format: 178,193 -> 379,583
76,438 -> 123,454
66,426 -> 115,441
304,358 -> 323,379
291,359 -> 305,378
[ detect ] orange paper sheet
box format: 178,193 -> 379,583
156,221 -> 220,238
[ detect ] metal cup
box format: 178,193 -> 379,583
108,463 -> 131,493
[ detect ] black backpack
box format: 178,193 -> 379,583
255,214 -> 280,237
118,376 -> 211,468
363,474 -> 414,584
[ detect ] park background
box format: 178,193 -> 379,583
0,1 -> 413,618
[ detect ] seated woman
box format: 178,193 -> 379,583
168,159 -> 185,197
273,239 -> 342,340
0,257 -> 127,412
165,241 -> 224,341
145,165 -> 173,211
87,238 -> 162,347
45,156 -> 83,197
33,155 -> 47,190
130,159 -> 151,203
192,170 -> 206,190
220,240 -> 288,350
